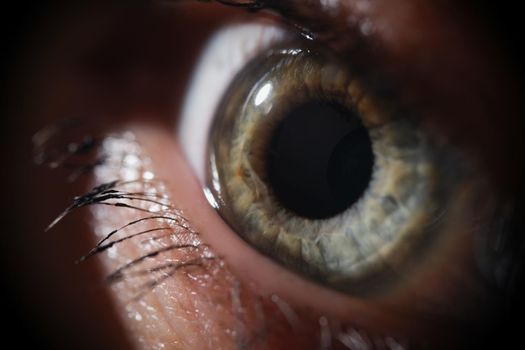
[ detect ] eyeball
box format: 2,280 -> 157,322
178,18 -> 482,296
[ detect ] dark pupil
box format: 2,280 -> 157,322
266,100 -> 374,219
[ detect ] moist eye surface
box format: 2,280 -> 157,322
203,42 -> 469,294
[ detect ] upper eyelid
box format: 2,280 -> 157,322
261,0 -> 368,41
207,0 -> 369,50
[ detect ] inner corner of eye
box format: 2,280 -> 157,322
177,17 -> 460,295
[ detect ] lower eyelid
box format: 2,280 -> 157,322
105,125 -> 400,338
125,123 -> 484,345
84,129 -> 230,348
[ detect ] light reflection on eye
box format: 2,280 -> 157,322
178,22 -> 288,182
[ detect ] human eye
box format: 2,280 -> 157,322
4,0 -> 524,349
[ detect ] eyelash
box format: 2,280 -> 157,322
35,122 -> 215,297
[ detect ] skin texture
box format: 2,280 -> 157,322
1,0 -> 524,349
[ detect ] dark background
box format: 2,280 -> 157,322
2,4 -> 64,348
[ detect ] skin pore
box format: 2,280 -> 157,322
2,0 -> 523,349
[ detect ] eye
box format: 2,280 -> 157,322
10,1 -> 524,349
179,22 -> 472,295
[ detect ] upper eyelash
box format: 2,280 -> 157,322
162,0 -> 368,55
27,7 -> 426,347
226,0 -> 368,52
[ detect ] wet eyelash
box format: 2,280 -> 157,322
34,120 -> 408,349
80,214 -> 193,261
34,121 -> 218,299
45,179 -> 175,232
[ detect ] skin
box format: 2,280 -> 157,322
1,0 -> 523,349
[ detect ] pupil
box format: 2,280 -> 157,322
266,100 -> 374,219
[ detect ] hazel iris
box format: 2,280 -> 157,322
206,44 -> 443,293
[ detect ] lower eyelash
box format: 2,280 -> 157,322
34,120 -> 408,350
35,122 -> 217,299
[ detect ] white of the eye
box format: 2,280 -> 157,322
178,22 -> 287,183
